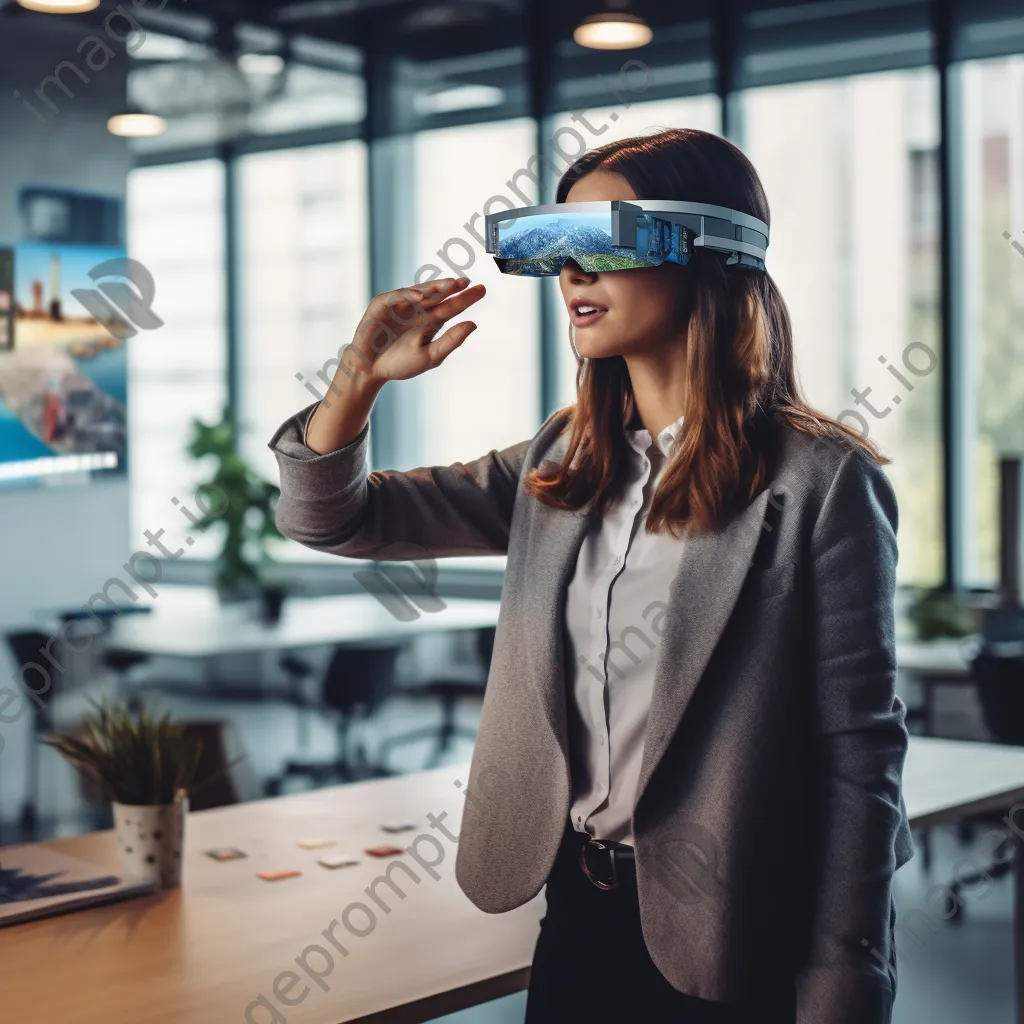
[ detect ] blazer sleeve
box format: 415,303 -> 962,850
267,402 -> 534,560
795,445 -> 909,1024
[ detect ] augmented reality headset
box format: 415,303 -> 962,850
484,200 -> 769,277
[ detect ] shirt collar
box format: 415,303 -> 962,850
626,412 -> 685,459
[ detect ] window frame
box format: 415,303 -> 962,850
128,0 -> 1024,595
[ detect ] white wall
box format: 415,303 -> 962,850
0,14 -> 133,820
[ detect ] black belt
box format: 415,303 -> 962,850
571,830 -> 636,890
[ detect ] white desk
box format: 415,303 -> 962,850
95,586 -> 501,659
897,637 -> 978,736
897,637 -> 976,680
903,737 -> 1024,1022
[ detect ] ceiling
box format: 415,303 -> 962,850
0,0 -> 697,63
0,0 -> 534,62
0,0 -> 711,148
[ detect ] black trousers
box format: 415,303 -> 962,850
524,824 -> 797,1024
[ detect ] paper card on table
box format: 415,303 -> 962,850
205,847 -> 247,861
318,854 -> 360,870
379,822 -> 417,833
257,869 -> 301,882
364,845 -> 405,858
296,839 -> 336,850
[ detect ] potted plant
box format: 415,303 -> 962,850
185,406 -> 284,607
43,700 -> 217,889
906,586 -> 980,641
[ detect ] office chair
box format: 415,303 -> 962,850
942,644 -> 1024,923
263,644 -> 401,796
4,631 -> 62,836
57,606 -> 154,711
377,626 -> 496,772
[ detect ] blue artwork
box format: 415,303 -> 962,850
0,241 -> 129,487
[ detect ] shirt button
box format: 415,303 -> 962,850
595,607 -> 604,619
613,555 -> 622,565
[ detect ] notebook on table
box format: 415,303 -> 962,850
0,843 -> 156,927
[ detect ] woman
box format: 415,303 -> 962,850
269,128 -> 914,1024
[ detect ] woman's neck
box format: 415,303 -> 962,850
623,340 -> 687,439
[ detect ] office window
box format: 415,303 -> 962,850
399,118 -> 541,469
127,160 -> 227,559
546,96 -> 722,410
738,68 -> 943,587
959,56 -> 1024,588
238,141 -> 370,489
128,35 -> 364,157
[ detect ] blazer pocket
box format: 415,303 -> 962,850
742,560 -> 797,599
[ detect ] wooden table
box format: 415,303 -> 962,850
0,765 -> 541,1024
3,737 -> 1024,1023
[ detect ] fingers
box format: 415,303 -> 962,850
378,277 -> 468,320
421,282 -> 486,329
410,276 -> 471,308
425,320 -> 478,366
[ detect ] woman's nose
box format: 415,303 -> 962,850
562,258 -> 597,284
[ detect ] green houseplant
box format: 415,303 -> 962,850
43,699 -> 218,888
186,406 -> 283,604
906,586 -> 979,641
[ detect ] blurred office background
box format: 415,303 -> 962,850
0,0 -> 1022,1020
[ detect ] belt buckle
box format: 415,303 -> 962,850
579,837 -> 618,891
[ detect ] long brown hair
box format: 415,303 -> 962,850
523,127 -> 889,536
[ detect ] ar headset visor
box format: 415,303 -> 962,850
484,199 -> 769,277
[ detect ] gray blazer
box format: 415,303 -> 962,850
269,401 -> 914,1024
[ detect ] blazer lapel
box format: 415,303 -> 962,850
632,485 -> 773,813
526,502 -> 595,762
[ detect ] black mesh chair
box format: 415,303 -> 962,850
4,631 -> 62,836
943,644 -> 1024,922
263,644 -> 401,796
377,626 -> 495,772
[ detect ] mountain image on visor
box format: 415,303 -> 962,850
490,210 -> 688,277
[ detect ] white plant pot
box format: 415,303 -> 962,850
112,793 -> 188,889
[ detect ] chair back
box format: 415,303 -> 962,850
5,631 -> 63,725
476,626 -> 496,668
321,645 -> 401,716
971,646 -> 1024,745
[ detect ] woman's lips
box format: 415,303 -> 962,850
570,303 -> 608,327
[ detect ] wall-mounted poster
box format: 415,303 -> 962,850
0,242 -> 129,488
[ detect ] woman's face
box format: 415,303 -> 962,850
559,169 -> 688,360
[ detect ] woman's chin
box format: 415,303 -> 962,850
574,333 -> 628,360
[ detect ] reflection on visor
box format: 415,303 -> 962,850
490,210 -> 689,277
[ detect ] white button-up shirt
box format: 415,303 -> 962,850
564,412 -> 687,847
